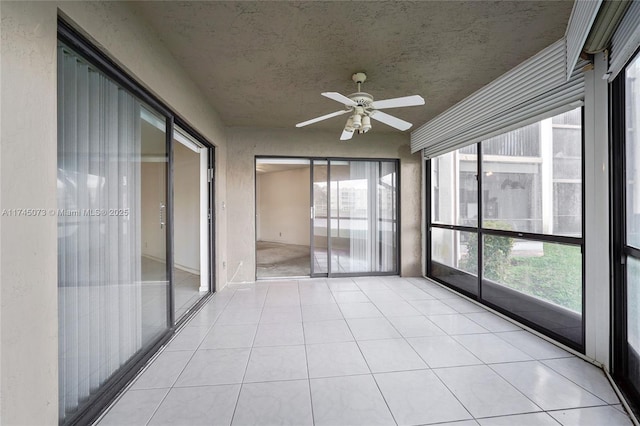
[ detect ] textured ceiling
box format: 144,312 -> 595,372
132,1 -> 574,134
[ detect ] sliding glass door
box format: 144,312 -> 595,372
57,25 -> 216,425
257,157 -> 399,278
311,160 -> 329,275
613,49 -> 640,415
172,127 -> 212,320
58,42 -> 170,422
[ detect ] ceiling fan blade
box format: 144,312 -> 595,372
322,92 -> 357,107
371,95 -> 425,110
369,110 -> 413,131
295,110 -> 349,128
340,129 -> 354,141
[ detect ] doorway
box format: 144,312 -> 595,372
256,158 -> 311,278
255,157 -> 399,279
172,126 -> 213,319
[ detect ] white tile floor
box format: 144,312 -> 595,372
98,276 -> 634,426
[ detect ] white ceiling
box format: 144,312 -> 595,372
132,1 -> 574,134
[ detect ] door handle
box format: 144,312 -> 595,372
311,206 -> 315,220
160,202 -> 166,229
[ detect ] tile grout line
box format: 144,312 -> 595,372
487,359 -> 609,406
381,278 -> 477,424
349,277 -> 400,426
298,279 -> 317,426
392,278 -> 525,424
228,282 -> 270,426
144,288 -> 237,425
540,358 -> 624,404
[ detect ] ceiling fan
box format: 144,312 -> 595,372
295,72 -> 425,140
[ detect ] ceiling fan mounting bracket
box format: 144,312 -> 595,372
352,72 -> 367,84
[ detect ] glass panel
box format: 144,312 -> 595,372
255,158 -> 311,278
431,228 -> 478,296
481,235 -> 582,346
627,257 -> 640,358
312,160 -> 329,274
329,160 -> 397,274
57,43 -> 169,422
627,257 -> 640,395
173,127 -> 207,319
626,54 -> 640,397
432,148 -> 478,226
627,54 -> 640,249
140,108 -> 169,343
482,108 -> 582,237
379,161 -> 398,272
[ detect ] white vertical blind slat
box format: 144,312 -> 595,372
77,60 -> 91,406
88,69 -> 101,393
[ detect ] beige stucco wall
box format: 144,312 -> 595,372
226,127 -> 422,283
1,2 -> 59,423
0,1 -> 228,423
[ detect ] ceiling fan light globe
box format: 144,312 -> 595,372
352,114 -> 362,129
345,116 -> 355,131
361,116 -> 372,132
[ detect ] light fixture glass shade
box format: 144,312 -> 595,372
352,114 -> 362,129
361,115 -> 371,132
345,116 -> 355,131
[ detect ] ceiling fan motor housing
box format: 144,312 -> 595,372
348,92 -> 374,108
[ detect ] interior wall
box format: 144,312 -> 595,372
174,142 -> 201,272
227,127 -> 422,283
0,2 -> 229,424
257,168 -> 311,247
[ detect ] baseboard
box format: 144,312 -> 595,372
142,254 -> 200,275
142,254 -> 166,264
174,263 -> 200,275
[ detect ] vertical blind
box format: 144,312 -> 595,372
341,161 -> 397,273
58,44 -> 143,422
329,160 -> 397,274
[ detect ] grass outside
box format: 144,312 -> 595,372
503,242 -> 582,312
